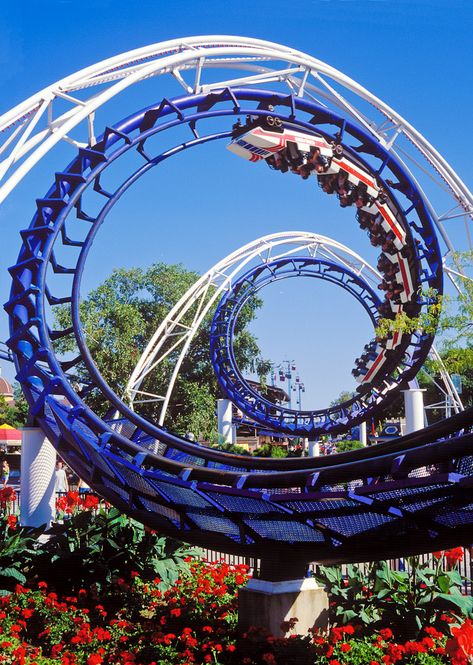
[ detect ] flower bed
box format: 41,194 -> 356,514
0,560 -> 246,665
0,489 -> 473,664
0,567 -> 472,664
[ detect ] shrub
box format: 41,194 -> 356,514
31,496 -> 197,595
0,486 -> 44,595
253,443 -> 287,458
335,439 -> 364,453
314,551 -> 473,641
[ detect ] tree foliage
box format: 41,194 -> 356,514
54,263 -> 269,440
0,386 -> 29,429
329,391 -> 355,406
371,252 -> 473,421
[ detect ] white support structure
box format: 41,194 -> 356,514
0,35 -> 472,296
125,231 -> 462,425
20,428 -> 56,528
239,577 -> 328,637
217,399 -> 234,445
308,440 -> 320,456
402,389 -> 426,434
359,421 -> 368,446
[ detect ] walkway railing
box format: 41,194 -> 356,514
201,547 -> 473,595
7,488 -> 473,593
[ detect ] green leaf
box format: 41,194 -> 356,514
340,609 -> 358,623
438,573 -> 452,594
0,567 -> 26,583
438,590 -> 473,615
376,589 -> 392,600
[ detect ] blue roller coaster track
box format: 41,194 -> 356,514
211,256 -> 409,436
4,82 -> 473,568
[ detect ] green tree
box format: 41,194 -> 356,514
336,439 -> 364,453
330,390 -> 355,406
54,263 -> 268,440
0,386 -> 29,429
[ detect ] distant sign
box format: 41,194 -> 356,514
380,421 -> 402,437
451,373 -> 463,395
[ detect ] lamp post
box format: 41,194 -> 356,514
273,360 -> 296,409
269,361 -> 306,411
293,376 -> 305,410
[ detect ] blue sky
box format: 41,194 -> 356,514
0,0 -> 472,411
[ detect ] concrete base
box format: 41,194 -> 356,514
217,398 -> 234,444
402,388 -> 426,434
238,577 -> 328,637
20,427 -> 56,528
308,440 -> 320,456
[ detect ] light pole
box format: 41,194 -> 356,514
293,376 -> 305,410
271,360 -> 305,410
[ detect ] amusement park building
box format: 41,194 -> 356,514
0,372 -> 13,405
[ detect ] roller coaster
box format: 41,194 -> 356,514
1,37 -> 473,566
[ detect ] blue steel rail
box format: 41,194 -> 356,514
6,88 -> 473,564
68,90 -> 441,436
210,256 -> 408,435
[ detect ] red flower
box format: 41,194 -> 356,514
170,608 -> 181,617
330,627 -> 344,643
425,626 -> 443,639
340,643 -> 351,652
81,494 -> 99,510
422,636 -> 435,650
380,628 -> 393,640
446,619 -> 473,665
56,491 -> 81,514
7,515 -> 17,531
262,654 -> 276,664
0,487 -> 17,504
51,644 -> 63,657
445,547 -> 464,567
61,654 -> 77,665
87,656 -> 103,665
442,613 -> 455,623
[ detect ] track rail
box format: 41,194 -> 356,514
2,37 -> 473,562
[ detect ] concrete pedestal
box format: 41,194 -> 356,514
217,398 -> 234,444
239,577 -> 328,637
402,388 -> 426,434
20,427 -> 56,528
308,440 -> 320,456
